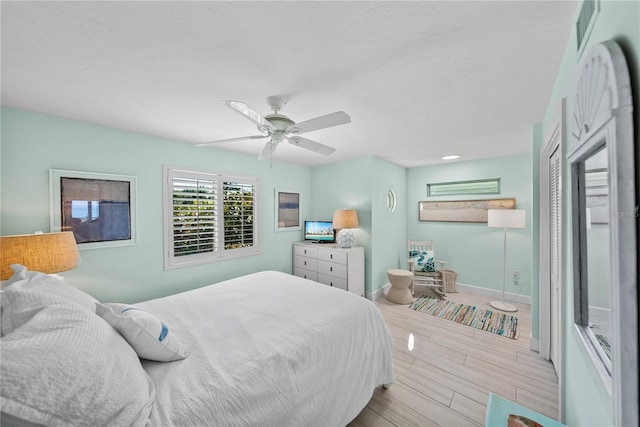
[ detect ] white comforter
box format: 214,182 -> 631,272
138,271 -> 394,427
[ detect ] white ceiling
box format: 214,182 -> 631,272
1,1 -> 578,168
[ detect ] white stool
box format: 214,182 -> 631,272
386,269 -> 414,304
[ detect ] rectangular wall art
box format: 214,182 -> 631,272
275,188 -> 301,231
419,198 -> 515,223
50,169 -> 138,249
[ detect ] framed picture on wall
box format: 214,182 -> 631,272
49,169 -> 138,249
418,198 -> 515,222
275,188 -> 301,231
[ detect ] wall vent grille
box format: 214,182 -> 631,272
576,0 -> 599,59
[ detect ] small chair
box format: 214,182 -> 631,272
408,239 -> 447,298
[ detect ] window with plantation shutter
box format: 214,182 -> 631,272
163,166 -> 260,269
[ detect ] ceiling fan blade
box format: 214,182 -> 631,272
287,136 -> 336,156
286,111 -> 351,135
223,100 -> 276,131
196,135 -> 267,147
258,141 -> 279,160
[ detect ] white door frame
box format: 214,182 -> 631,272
539,98 -> 565,418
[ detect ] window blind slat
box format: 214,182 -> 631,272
171,176 -> 218,257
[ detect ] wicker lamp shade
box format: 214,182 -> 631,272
0,232 -> 79,280
332,209 -> 359,248
332,209 -> 359,229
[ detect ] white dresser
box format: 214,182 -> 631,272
293,241 -> 365,297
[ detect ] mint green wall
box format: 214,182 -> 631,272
536,1 -> 640,425
311,156 -> 407,296
311,157 -> 374,293
0,107 -> 311,303
370,157 -> 407,293
407,153 -> 533,298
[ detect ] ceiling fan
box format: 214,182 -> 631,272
196,96 -> 351,160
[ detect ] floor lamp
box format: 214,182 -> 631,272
487,209 -> 526,313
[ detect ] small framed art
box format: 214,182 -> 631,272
275,188 -> 301,231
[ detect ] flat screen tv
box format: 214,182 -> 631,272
304,220 -> 335,243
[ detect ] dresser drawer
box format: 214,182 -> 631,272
317,260 -> 347,279
294,267 -> 318,281
318,273 -> 347,290
294,256 -> 317,271
317,248 -> 347,264
294,245 -> 318,258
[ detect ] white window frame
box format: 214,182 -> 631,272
163,165 -> 260,270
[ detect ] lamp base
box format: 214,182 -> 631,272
489,300 -> 518,313
335,229 -> 355,248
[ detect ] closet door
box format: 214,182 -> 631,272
549,144 -> 562,374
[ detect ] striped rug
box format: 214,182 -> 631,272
409,295 -> 519,339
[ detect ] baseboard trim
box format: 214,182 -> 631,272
369,281 -> 531,305
454,282 -> 531,305
368,283 -> 391,301
530,336 -> 540,352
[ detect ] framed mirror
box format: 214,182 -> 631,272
568,40 -> 637,426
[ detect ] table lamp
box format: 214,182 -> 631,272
332,209 -> 359,248
0,231 -> 79,280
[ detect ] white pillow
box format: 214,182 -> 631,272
0,288 -> 154,426
2,264 -> 99,312
96,302 -> 189,362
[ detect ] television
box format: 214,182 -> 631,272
304,220 -> 335,243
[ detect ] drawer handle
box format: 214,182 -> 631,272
330,282 -> 333,286
330,254 -> 333,259
330,266 -> 333,272
304,261 -> 307,266
304,249 -> 307,254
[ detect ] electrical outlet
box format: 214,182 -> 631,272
512,270 -> 520,284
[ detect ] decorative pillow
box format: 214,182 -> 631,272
2,264 -> 99,312
409,250 -> 436,272
0,288 -> 154,426
96,302 -> 188,362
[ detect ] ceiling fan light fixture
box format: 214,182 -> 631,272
271,132 -> 285,143
202,97 -> 349,159
441,154 -> 462,160
264,114 -> 295,131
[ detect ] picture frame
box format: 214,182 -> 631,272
275,187 -> 301,231
418,198 -> 515,222
49,169 -> 138,249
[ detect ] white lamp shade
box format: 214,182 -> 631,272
487,209 -> 526,229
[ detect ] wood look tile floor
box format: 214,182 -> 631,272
349,288 -> 559,427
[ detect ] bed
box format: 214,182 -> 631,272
1,267 -> 394,426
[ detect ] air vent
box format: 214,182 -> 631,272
576,0 -> 599,58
